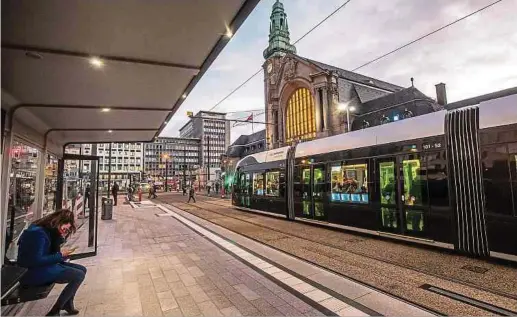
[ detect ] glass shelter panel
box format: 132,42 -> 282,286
5,141 -> 40,262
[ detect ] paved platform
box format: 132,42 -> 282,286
10,203 -> 328,316
9,198 -> 435,316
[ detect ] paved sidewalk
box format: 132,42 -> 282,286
16,203 -> 324,316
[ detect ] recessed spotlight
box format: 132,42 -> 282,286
225,29 -> 233,38
108,130 -> 113,133
89,57 -> 104,68
181,94 -> 187,99
164,121 -> 168,124
101,108 -> 111,112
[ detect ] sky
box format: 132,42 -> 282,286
161,0 -> 517,142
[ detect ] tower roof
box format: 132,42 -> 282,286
263,0 -> 296,59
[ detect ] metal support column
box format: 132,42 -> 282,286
0,130 -> 13,266
107,142 -> 112,198
56,157 -> 65,210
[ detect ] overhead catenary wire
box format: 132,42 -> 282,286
352,0 -> 504,71
208,0 -> 354,112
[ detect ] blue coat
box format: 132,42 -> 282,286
17,224 -> 65,286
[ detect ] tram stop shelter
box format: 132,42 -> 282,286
1,0 -> 259,271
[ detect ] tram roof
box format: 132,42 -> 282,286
296,88 -> 517,159
1,0 -> 259,155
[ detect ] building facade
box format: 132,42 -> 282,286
143,137 -> 201,188
179,111 -> 231,184
263,0 -> 444,149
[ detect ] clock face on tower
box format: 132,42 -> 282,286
267,62 -> 273,73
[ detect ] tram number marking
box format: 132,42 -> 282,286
423,142 -> 442,150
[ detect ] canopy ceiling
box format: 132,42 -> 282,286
1,0 -> 259,153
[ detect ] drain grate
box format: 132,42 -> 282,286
462,265 -> 489,274
420,284 -> 517,316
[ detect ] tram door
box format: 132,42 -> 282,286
59,154 -> 100,259
378,154 -> 426,236
301,164 -> 326,221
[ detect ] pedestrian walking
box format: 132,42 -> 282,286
188,187 -> 196,203
84,185 -> 90,210
111,182 -> 119,206
207,183 -> 211,196
215,182 -> 220,196
182,186 -> 187,196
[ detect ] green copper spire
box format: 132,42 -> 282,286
263,0 -> 296,59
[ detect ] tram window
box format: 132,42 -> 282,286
402,158 -> 427,206
482,145 -> 510,181
302,168 -> 310,201
425,152 -> 449,207
380,162 -> 396,204
253,173 -> 264,195
331,163 -> 368,203
483,145 -> 514,215
265,171 -> 280,196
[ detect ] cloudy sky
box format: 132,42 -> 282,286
161,0 -> 517,141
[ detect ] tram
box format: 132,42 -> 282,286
232,92 -> 517,259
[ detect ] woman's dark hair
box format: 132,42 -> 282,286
32,209 -> 77,234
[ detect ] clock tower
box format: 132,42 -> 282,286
263,0 -> 297,149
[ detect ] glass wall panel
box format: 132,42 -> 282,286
43,154 -> 59,216
265,172 -> 280,197
5,141 -> 41,262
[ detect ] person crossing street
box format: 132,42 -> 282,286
187,187 -> 196,203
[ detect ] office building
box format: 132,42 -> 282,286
179,111 -> 230,184
143,137 -> 201,188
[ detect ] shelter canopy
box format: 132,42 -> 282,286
1,0 -> 258,155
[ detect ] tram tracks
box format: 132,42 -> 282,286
157,197 -> 517,316
200,201 -> 517,301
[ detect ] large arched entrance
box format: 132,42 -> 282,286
285,87 -> 316,143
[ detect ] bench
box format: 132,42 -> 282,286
1,265 -> 54,306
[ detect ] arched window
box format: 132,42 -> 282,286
285,88 -> 316,143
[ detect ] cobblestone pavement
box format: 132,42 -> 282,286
17,203 -> 325,316
156,193 -> 517,316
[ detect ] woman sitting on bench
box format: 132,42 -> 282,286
17,209 -> 86,316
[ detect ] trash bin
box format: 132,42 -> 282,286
101,198 -> 113,220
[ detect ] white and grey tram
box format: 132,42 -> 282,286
232,90 -> 517,260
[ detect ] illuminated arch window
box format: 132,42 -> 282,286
285,88 -> 316,143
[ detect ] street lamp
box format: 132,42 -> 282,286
338,102 -> 356,132
162,153 -> 170,192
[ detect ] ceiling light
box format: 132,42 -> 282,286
225,29 -> 233,38
101,108 -> 111,112
108,130 -> 113,133
89,57 -> 104,68
181,94 -> 187,99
